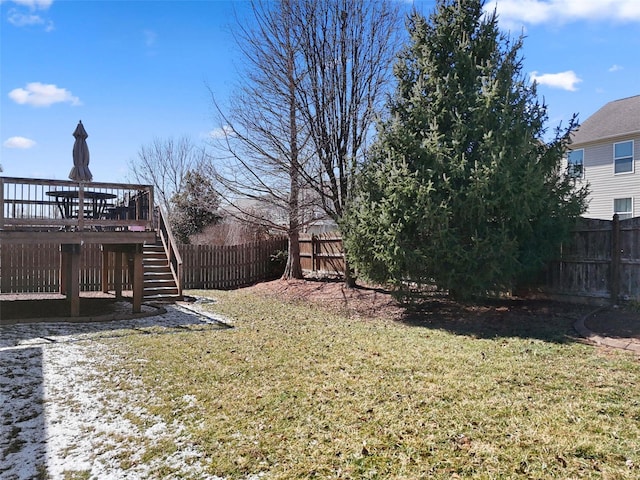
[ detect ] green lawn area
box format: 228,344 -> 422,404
107,289 -> 640,479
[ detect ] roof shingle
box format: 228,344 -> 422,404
570,95 -> 640,146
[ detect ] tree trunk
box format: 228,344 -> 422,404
282,229 -> 303,280
343,251 -> 356,288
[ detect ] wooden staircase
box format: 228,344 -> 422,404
143,241 -> 182,302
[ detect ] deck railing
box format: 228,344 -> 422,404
158,206 -> 183,298
1,176 -> 154,231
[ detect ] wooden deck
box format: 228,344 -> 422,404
1,176 -> 157,317
0,230 -> 154,245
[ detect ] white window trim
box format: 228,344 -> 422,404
613,140 -> 634,175
567,148 -> 584,179
613,197 -> 633,219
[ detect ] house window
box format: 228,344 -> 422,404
614,197 -> 633,219
567,149 -> 584,178
614,140 -> 634,174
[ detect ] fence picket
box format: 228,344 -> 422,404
8,221 -> 639,302
0,236 -> 287,293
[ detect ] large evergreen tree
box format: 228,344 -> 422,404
343,0 -> 588,299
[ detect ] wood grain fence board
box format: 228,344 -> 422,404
546,216 -> 640,301
299,233 -> 345,274
0,243 -> 132,293
175,237 -> 286,290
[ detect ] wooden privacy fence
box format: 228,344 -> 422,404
545,215 -> 640,302
179,237 -> 288,289
1,243 -> 131,293
4,220 -> 638,301
299,233 -> 345,275
296,221 -> 640,302
1,237 -> 287,293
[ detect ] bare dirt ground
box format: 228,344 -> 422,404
245,278 -> 406,321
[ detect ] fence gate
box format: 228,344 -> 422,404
299,233 -> 345,275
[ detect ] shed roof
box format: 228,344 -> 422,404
571,95 -> 640,146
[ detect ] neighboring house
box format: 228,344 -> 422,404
568,95 -> 640,219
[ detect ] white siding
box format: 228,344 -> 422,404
577,136 -> 640,219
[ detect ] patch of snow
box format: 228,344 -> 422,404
0,305 -> 231,479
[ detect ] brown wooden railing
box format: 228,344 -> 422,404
1,176 -> 154,231
157,206 -> 183,298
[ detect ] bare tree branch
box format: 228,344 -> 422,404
210,0 -> 400,282
128,136 -> 209,215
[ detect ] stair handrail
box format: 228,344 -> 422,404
157,206 -> 183,299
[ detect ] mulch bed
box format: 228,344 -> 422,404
246,279 -> 640,345
585,307 -> 640,343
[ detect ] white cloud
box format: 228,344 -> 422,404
8,0 -> 53,8
209,125 -> 235,139
530,70 -> 582,91
485,0 -> 640,27
3,136 -> 37,149
4,1 -> 54,30
7,10 -> 44,26
7,10 -> 54,30
8,82 -> 81,107
608,64 -> 623,72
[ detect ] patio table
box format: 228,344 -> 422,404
46,190 -> 116,219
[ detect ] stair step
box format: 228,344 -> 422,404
144,253 -> 168,258
144,268 -> 173,280
144,257 -> 168,264
144,289 -> 179,297
144,265 -> 171,273
144,287 -> 179,294
144,272 -> 174,279
142,240 -> 181,303
143,280 -> 176,289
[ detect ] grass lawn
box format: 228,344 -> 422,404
105,288 -> 640,479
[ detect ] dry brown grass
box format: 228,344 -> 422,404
103,284 -> 640,479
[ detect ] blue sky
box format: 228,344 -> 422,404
1,0 -> 639,183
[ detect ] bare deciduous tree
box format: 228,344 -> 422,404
212,0 -> 400,285
129,136 -> 208,215
294,0 -> 401,286
211,0 -> 311,279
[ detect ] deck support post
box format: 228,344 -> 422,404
102,243 -> 145,312
132,244 -> 144,313
114,252 -> 123,298
61,243 -> 81,317
102,249 -> 109,294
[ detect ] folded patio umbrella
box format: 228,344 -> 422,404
68,120 -> 93,182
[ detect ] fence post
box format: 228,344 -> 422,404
311,234 -> 317,273
610,214 -> 620,304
